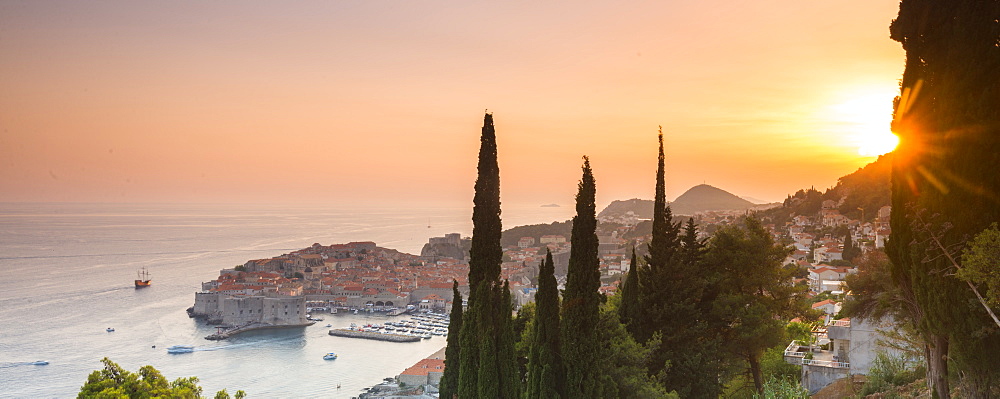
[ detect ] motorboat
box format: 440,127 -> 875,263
167,347 -> 194,354
324,352 -> 338,360
31,361 -> 49,365
106,328 -> 115,332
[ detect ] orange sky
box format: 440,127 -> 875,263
0,1 -> 904,208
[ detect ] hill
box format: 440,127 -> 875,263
669,184 -> 757,215
598,184 -> 760,218
760,153 -> 891,224
598,198 -> 654,219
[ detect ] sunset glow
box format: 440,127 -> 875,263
0,1 -> 906,206
829,90 -> 900,156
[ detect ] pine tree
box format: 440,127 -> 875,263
561,156 -> 601,398
440,280 -> 463,399
707,217 -> 806,393
458,112 -> 518,399
526,249 -> 563,399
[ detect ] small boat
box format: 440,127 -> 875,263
168,345 -> 194,350
167,347 -> 194,354
324,352 -> 338,360
325,324 -> 332,328
135,267 -> 151,288
31,361 -> 49,365
106,328 -> 115,332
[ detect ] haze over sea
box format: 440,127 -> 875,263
0,202 -> 573,398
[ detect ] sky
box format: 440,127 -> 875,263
0,1 -> 905,209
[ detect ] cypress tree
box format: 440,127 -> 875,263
635,128 -> 681,341
886,1 -> 1000,396
459,112 -> 518,398
561,156 -> 601,398
617,247 -> 641,331
526,249 -> 563,399
440,280 -> 463,399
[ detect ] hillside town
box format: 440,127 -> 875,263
187,192 -> 897,395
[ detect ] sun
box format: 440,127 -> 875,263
830,90 -> 899,157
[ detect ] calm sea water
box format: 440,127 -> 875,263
0,203 -> 572,398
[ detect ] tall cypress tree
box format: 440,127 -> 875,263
440,280 -> 463,399
886,1 -> 1000,396
561,156 -> 601,398
458,112 -> 518,399
635,127 -> 681,343
526,249 -> 563,399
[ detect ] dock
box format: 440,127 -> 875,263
204,321 -> 315,340
328,328 -> 422,342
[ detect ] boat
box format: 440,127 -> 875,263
168,345 -> 194,350
134,267 -> 151,288
323,352 -> 338,360
167,347 -> 194,354
31,361 -> 49,365
325,324 -> 332,328
106,327 -> 115,332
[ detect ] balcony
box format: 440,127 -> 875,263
782,341 -> 850,369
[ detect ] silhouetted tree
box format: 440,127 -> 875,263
617,247 -> 641,331
561,157 -> 601,398
440,280 -> 463,399
458,113 -> 518,398
525,249 -> 564,398
886,1 -> 1000,396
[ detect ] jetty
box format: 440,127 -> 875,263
204,321 -> 314,340
328,328 -> 421,342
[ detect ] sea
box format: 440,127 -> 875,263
0,202 -> 573,398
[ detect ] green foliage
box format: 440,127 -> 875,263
525,250 -> 563,399
78,358 -> 242,399
785,321 -> 814,346
233,265 -> 246,272
753,376 -> 809,399
843,234 -> 861,262
561,157 -> 601,398
594,299 -> 676,399
439,280 -> 463,399
617,247 -> 641,332
707,217 -> 807,393
959,223 -> 1000,307
460,112 -> 518,398
885,0 -> 1000,395
857,352 -> 925,397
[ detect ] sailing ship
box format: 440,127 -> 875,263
135,267 -> 151,288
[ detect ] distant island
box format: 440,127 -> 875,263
540,203 -> 560,208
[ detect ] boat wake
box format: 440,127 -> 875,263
0,361 -> 49,368
169,335 -> 298,353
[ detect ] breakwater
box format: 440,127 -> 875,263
205,321 -> 315,340
329,328 -> 422,342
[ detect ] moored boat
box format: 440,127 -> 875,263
323,352 -> 338,360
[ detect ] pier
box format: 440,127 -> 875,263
328,328 -> 422,342
204,321 -> 315,340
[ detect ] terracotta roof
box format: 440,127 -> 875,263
399,358 -> 446,376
